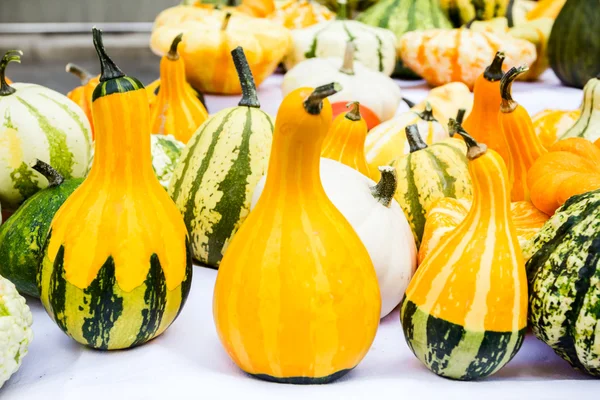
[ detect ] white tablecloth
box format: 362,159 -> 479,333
4,72 -> 596,400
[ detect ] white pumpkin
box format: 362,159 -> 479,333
284,19 -> 397,76
252,159 -> 417,318
282,42 -> 402,128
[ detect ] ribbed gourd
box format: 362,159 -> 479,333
559,75 -> 600,142
401,123 -> 527,380
66,63 -> 99,139
498,66 -> 547,202
38,28 -> 192,350
169,47 -> 273,268
214,83 -> 380,383
149,34 -> 209,144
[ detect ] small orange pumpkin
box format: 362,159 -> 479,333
532,109 -> 581,150
65,63 -> 100,139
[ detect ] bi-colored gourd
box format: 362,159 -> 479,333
499,66 -> 547,201
525,0 -> 566,20
508,17 -> 553,81
528,138 -> 600,216
269,0 -> 334,29
0,50 -> 92,211
214,83 -> 380,383
169,47 -> 273,268
39,28 -> 192,350
532,108 -> 580,149
505,0 -> 537,27
66,63 -> 99,139
439,0 -> 508,27
149,34 -> 209,143
559,75 -> 600,142
401,124 -> 527,380
282,42 -> 402,129
408,82 -> 473,126
391,124 -> 471,247
398,28 -> 536,89
0,160 -> 82,298
463,52 -> 511,166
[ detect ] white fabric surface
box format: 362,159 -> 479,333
3,71 -> 596,400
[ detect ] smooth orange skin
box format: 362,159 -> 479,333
331,102 -> 380,131
213,87 -> 380,381
532,109 -> 580,149
67,75 -> 100,140
526,0 -> 566,20
237,0 -> 275,17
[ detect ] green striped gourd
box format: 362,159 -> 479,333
169,47 -> 273,268
151,134 -> 185,189
0,51 -> 92,211
439,0 -> 509,27
357,0 -> 452,78
391,124 -> 471,247
525,189 -> 600,376
559,75 -> 600,142
0,160 -> 82,298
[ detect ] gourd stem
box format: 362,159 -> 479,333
345,101 -> 361,121
92,27 -> 125,82
418,102 -> 436,122
303,82 -> 342,115
221,12 -> 232,30
402,97 -> 416,108
483,51 -> 505,82
65,63 -> 93,85
405,124 -> 427,153
448,118 -> 487,160
371,166 -> 397,208
456,108 -> 466,124
0,50 -> 22,96
500,65 -> 528,113
167,33 -> 184,61
337,0 -> 349,19
231,47 -> 260,108
30,159 -> 65,188
339,42 -> 355,75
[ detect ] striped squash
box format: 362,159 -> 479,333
269,0 -> 335,29
401,125 -> 527,380
391,124 -> 471,247
525,189 -> 600,376
408,82 -> 473,126
439,0 -> 509,27
151,134 -> 185,190
559,75 -> 600,142
39,28 -> 192,350
65,63 -> 99,139
532,108 -> 580,149
0,51 -> 92,211
169,47 -> 273,268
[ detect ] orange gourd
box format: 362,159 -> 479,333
236,0 -> 276,17
499,66 -> 547,202
463,52 -> 511,166
213,83 -> 380,384
66,63 -> 100,139
527,138 -> 600,216
532,109 -> 580,149
526,0 -> 566,20
149,34 -> 209,143
269,0 -> 334,29
321,101 -> 374,179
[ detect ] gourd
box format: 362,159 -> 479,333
499,66 -> 547,202
169,47 -> 273,268
213,83 -> 380,383
532,108 -> 580,149
398,28 -> 536,89
356,0 -> 452,78
526,0 -> 566,20
439,0 -> 508,27
408,82 -> 473,126
527,138 -> 600,216
269,0 -> 335,29
145,78 -> 207,111
149,34 -> 209,144
321,102 -> 374,179
0,50 -> 92,211
525,188 -> 600,376
282,42 -> 402,129
66,63 -> 99,139
508,18 -> 554,81
181,0 -> 275,18
151,6 -> 291,94
150,134 -> 185,190
38,28 -> 192,350
365,105 -> 448,175
559,75 -> 600,142
401,124 -> 527,380
391,124 -> 472,247
0,160 -> 82,298
505,0 -> 537,27
547,0 -> 600,89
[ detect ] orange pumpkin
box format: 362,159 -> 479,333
528,138 -> 600,216
269,0 -> 334,29
65,63 -> 100,139
532,109 -> 580,150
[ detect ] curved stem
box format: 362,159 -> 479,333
345,101 -> 361,121
167,33 -> 184,61
65,63 -> 93,85
30,159 -> 65,188
339,41 -> 355,75
371,166 -> 397,208
92,27 -> 125,82
448,118 -> 487,160
455,108 -> 466,125
417,102 -> 436,122
231,47 -> 260,108
221,12 -> 232,30
483,51 -> 505,82
0,50 -> 22,96
500,65 -> 528,113
303,82 -> 342,115
402,97 -> 416,108
405,124 -> 427,153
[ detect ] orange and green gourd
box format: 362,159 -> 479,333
213,83 -> 381,384
66,63 -> 100,140
532,108 -> 580,150
401,122 -> 527,380
38,28 -> 192,350
499,66 -> 547,202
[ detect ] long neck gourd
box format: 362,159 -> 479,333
39,28 -> 192,351
213,83 -> 381,384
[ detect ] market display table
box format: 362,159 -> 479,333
3,72 -> 596,400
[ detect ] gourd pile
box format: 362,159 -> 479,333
0,0 -> 599,388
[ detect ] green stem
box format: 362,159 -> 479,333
339,41 -> 355,75
221,12 -> 232,30
336,0 -> 348,19
92,27 -> 125,82
456,108 -> 466,125
345,101 -> 361,121
65,63 -> 93,85
303,82 -> 342,115
483,51 -> 505,82
402,97 -> 416,108
231,47 -> 260,108
405,124 -> 427,153
448,118 -> 487,160
500,65 -> 528,113
417,102 -> 436,122
30,159 -> 65,188
168,33 -> 184,61
371,166 -> 397,208
0,50 -> 22,96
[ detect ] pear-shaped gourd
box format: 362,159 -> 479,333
38,28 -> 192,350
214,83 -> 381,383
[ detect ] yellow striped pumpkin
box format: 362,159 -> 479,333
532,108 -> 580,150
268,0 -> 334,29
